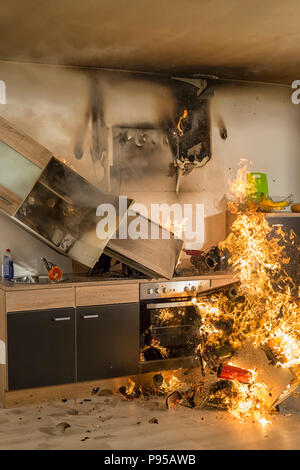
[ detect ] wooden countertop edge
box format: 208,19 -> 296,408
0,273 -> 235,292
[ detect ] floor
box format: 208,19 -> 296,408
0,393 -> 300,450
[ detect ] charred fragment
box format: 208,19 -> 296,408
153,374 -> 164,388
166,391 -> 182,409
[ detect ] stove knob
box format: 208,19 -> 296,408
148,288 -> 154,295
184,286 -> 190,292
155,288 -> 160,294
191,285 -> 197,292
162,287 -> 167,293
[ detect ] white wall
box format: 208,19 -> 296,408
211,82 -> 300,202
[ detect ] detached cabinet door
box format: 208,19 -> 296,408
7,308 -> 75,390
77,303 -> 139,381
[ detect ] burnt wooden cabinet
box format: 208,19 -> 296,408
77,303 -> 139,382
7,308 -> 76,390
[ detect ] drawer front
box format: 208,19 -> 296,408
7,308 -> 76,390
76,284 -> 139,307
6,287 -> 75,312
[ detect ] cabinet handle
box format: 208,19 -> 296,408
0,194 -> 12,206
82,314 -> 99,319
53,317 -> 71,322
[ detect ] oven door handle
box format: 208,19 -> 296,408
146,301 -> 195,309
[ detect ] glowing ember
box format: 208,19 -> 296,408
157,307 -> 185,324
159,375 -> 181,394
126,378 -> 136,395
140,337 -> 169,362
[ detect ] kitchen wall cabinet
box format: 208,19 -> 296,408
77,303 -> 139,382
0,116 -> 134,268
7,308 -> 76,390
0,116 -> 52,215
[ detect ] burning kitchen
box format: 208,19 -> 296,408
0,57 -> 299,446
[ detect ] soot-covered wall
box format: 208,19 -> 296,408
0,61 -> 299,275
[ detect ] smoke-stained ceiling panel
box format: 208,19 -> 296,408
0,0 -> 300,83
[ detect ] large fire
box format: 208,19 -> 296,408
123,163 -> 299,427
193,162 -> 300,425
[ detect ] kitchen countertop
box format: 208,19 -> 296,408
0,271 -> 235,292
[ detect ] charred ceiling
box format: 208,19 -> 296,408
0,0 -> 300,84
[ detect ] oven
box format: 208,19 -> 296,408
139,280 -> 210,373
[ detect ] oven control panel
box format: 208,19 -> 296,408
140,280 -> 211,300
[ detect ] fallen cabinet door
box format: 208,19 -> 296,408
105,213 -> 183,279
7,308 -> 76,390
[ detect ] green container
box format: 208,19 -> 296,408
247,172 -> 269,199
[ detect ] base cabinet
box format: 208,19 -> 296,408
6,302 -> 139,390
7,308 -> 76,390
77,303 -> 139,382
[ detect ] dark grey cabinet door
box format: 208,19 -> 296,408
7,308 -> 76,390
77,303 -> 139,381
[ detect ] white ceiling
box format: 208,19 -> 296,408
1,0 -> 300,83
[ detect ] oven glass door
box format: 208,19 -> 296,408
140,298 -> 200,362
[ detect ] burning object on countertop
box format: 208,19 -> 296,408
183,245 -> 230,273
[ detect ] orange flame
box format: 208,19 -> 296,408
194,160 -> 300,425
177,109 -> 188,136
